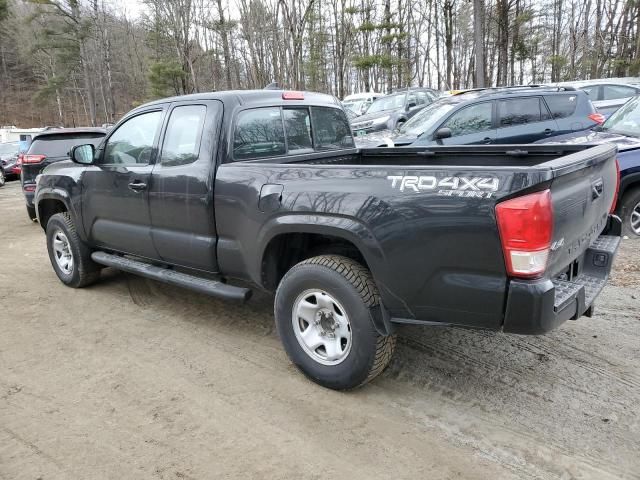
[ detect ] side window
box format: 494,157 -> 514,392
102,111 -> 163,165
498,97 -> 542,127
416,91 -> 430,105
283,108 -> 313,153
311,107 -> 355,149
603,85 -> 638,100
544,94 -> 578,119
443,102 -> 493,137
233,107 -> 286,160
160,105 -> 206,166
581,85 -> 600,99
407,94 -> 418,107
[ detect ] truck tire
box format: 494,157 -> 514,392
620,188 -> 640,238
26,205 -> 37,222
0,169 -> 5,187
274,255 -> 396,390
46,212 -> 101,288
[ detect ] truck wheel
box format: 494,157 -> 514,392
620,188 -> 640,238
0,169 -> 5,187
26,205 -> 37,222
46,212 -> 101,288
274,255 -> 396,390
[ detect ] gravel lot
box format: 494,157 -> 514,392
1,179 -> 639,480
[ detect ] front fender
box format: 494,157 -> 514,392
35,179 -> 86,240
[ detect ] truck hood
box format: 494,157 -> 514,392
536,129 -> 640,150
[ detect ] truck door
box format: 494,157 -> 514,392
81,108 -> 165,258
148,100 -> 222,272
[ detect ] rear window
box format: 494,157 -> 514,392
28,133 -> 105,158
233,106 -> 353,160
311,107 -> 355,150
543,94 -> 578,119
602,85 -> 638,100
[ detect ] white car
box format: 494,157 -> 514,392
555,78 -> 640,117
342,92 -> 384,116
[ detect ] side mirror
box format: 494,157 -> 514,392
434,127 -> 452,140
71,144 -> 95,165
407,101 -> 417,110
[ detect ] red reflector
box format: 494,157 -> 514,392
588,113 -> 605,124
282,91 -> 304,100
23,184 -> 36,192
22,154 -> 46,164
611,159 -> 620,213
495,190 -> 553,279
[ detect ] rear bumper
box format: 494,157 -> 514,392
503,217 -> 621,335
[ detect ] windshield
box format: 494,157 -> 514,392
397,102 -> 457,136
367,94 -> 406,114
0,142 -> 19,156
343,100 -> 365,113
601,95 -> 640,137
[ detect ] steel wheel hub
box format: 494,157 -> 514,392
52,230 -> 74,275
631,201 -> 640,235
292,289 -> 352,365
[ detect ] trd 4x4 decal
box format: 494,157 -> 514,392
387,175 -> 499,198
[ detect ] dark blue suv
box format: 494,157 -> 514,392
356,86 -> 602,147
537,94 -> 640,238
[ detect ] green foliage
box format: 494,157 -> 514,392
358,21 -> 376,32
149,61 -> 185,98
0,0 -> 9,23
34,74 -> 66,103
549,55 -> 568,69
344,6 -> 359,15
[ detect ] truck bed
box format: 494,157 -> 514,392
216,143 -> 619,333
294,144 -> 608,169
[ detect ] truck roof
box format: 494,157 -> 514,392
136,89 -> 343,111
32,127 -> 107,141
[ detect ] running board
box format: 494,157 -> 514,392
91,251 -> 252,302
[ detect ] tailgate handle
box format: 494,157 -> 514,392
592,179 -> 604,200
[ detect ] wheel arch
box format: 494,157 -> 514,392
256,214 -> 385,292
36,189 -> 73,232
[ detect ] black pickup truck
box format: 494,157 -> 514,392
33,89 -> 621,390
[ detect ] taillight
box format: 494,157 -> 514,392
22,154 -> 46,164
610,159 -> 620,213
17,154 -> 23,165
23,184 -> 36,192
282,91 -> 304,100
588,113 -> 605,124
495,189 -> 553,279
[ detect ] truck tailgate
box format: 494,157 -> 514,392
545,144 -> 618,277
503,143 -> 621,334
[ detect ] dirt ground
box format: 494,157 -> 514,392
1,179 -> 639,480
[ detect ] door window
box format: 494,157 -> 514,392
233,108 -> 286,160
311,107 -> 355,149
102,111 -> 163,165
160,105 -> 207,166
443,102 -> 493,137
283,108 -> 313,153
498,98 -> 543,126
602,85 -> 638,100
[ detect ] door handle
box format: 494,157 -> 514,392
544,128 -> 555,135
128,181 -> 147,191
483,137 -> 493,144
